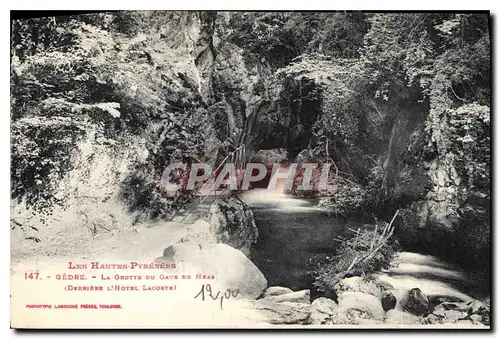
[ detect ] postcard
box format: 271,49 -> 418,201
10,10 -> 491,329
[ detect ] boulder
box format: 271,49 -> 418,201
381,291 -> 397,311
262,289 -> 310,304
467,300 -> 490,325
441,310 -> 469,324
403,288 -> 431,316
432,301 -> 468,316
375,280 -> 395,292
430,299 -> 489,325
238,300 -> 311,325
428,295 -> 464,307
334,277 -> 383,299
432,303 -> 447,317
176,220 -> 215,245
385,309 -> 421,325
337,292 -> 385,322
470,314 -> 483,324
208,197 -> 258,257
264,286 -> 294,298
310,297 -> 338,325
337,309 -> 383,325
421,314 -> 440,325
156,243 -> 267,299
467,299 -> 489,315
193,219 -> 211,229
432,301 -> 483,325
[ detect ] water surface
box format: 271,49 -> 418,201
241,189 -> 477,301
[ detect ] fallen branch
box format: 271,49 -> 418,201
387,209 -> 399,231
353,228 -> 360,248
342,209 -> 399,273
347,256 -> 359,271
369,224 -> 379,251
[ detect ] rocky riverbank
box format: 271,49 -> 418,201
244,280 -> 490,326
156,239 -> 490,327
164,195 -> 490,327
208,267 -> 489,326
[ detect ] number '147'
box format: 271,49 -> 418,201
24,272 -> 39,280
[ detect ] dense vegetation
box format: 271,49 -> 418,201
11,12 -> 490,283
314,226 -> 400,294
11,12 -> 209,231
228,12 -> 490,281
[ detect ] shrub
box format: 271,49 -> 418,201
11,12 -> 208,219
120,162 -> 194,221
318,179 -> 366,216
314,227 -> 399,292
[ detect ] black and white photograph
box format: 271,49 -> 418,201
9,10 -> 491,329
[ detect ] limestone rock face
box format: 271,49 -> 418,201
208,197 -> 258,257
310,297 -> 338,325
252,149 -> 288,166
209,32 -> 273,149
422,157 -> 462,229
157,243 -> 267,299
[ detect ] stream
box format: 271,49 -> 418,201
240,189 -> 478,302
